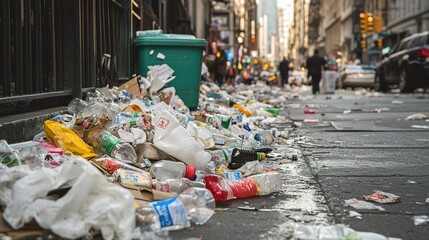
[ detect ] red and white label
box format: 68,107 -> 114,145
156,117 -> 170,129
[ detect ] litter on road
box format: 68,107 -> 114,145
344,198 -> 386,211
0,60 -> 299,239
363,191 -> 401,204
293,224 -> 401,240
413,216 -> 429,226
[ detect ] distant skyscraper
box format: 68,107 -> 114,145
257,0 -> 277,58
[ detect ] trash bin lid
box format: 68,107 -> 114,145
134,34 -> 207,47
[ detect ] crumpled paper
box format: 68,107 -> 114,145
363,191 -> 401,204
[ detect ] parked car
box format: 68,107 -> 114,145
336,65 -> 376,89
375,31 -> 429,93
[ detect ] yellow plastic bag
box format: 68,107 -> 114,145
44,120 -> 97,159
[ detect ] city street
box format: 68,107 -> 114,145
172,88 -> 429,240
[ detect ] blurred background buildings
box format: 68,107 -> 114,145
1,0 -> 429,115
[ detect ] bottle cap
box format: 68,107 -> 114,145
258,152 -> 266,161
184,165 -> 196,180
130,119 -> 136,126
215,168 -> 224,174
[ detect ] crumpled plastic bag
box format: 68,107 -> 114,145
44,120 -> 97,159
294,224 -> 401,240
152,108 -> 211,170
0,156 -> 135,240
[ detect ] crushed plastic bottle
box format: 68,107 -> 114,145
136,187 -> 215,231
68,98 -> 90,115
153,178 -> 205,194
150,160 -> 196,180
248,172 -> 282,195
89,130 -> 137,164
204,172 -> 281,201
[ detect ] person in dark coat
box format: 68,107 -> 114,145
306,50 -> 326,94
215,49 -> 227,86
278,57 -> 290,88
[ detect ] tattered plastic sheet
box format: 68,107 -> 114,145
294,224 -> 401,240
0,156 -> 135,240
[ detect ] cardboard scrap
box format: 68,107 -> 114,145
118,75 -> 143,97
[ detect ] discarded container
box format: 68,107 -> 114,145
150,160 -> 196,180
88,129 -> 137,164
153,178 -> 205,194
228,148 -> 266,169
136,187 -> 215,231
134,33 -> 207,109
204,172 -> 281,201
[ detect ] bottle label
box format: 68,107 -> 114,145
101,132 -> 121,155
221,171 -> 242,181
150,198 -> 187,228
214,137 -> 225,145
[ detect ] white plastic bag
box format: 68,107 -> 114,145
0,156 -> 135,240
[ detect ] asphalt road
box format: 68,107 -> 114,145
292,89 -> 429,239
171,88 -> 429,240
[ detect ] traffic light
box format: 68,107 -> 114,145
377,38 -> 383,49
367,13 -> 374,33
361,40 -> 367,49
360,12 -> 368,34
374,16 -> 383,33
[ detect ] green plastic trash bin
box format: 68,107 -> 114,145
134,33 -> 207,109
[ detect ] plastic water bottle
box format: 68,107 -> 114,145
208,148 -> 233,167
91,130 -> 137,164
136,187 -> 215,231
153,178 -> 205,194
204,174 -> 259,201
67,98 -> 90,115
150,160 -> 196,180
204,172 -> 282,201
248,172 -> 282,195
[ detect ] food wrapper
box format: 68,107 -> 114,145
363,190 -> 401,204
113,168 -> 152,189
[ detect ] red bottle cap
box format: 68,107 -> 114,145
184,165 -> 196,180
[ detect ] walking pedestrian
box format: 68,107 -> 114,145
278,57 -> 290,88
215,49 -> 227,86
306,50 -> 326,94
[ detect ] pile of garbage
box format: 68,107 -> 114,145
0,64 -> 293,239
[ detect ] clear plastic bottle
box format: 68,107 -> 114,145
153,178 -> 205,194
212,134 -> 242,148
248,172 -> 282,195
90,130 -> 137,164
150,160 -> 196,180
208,148 -> 233,167
136,187 -> 215,231
68,98 -> 90,115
